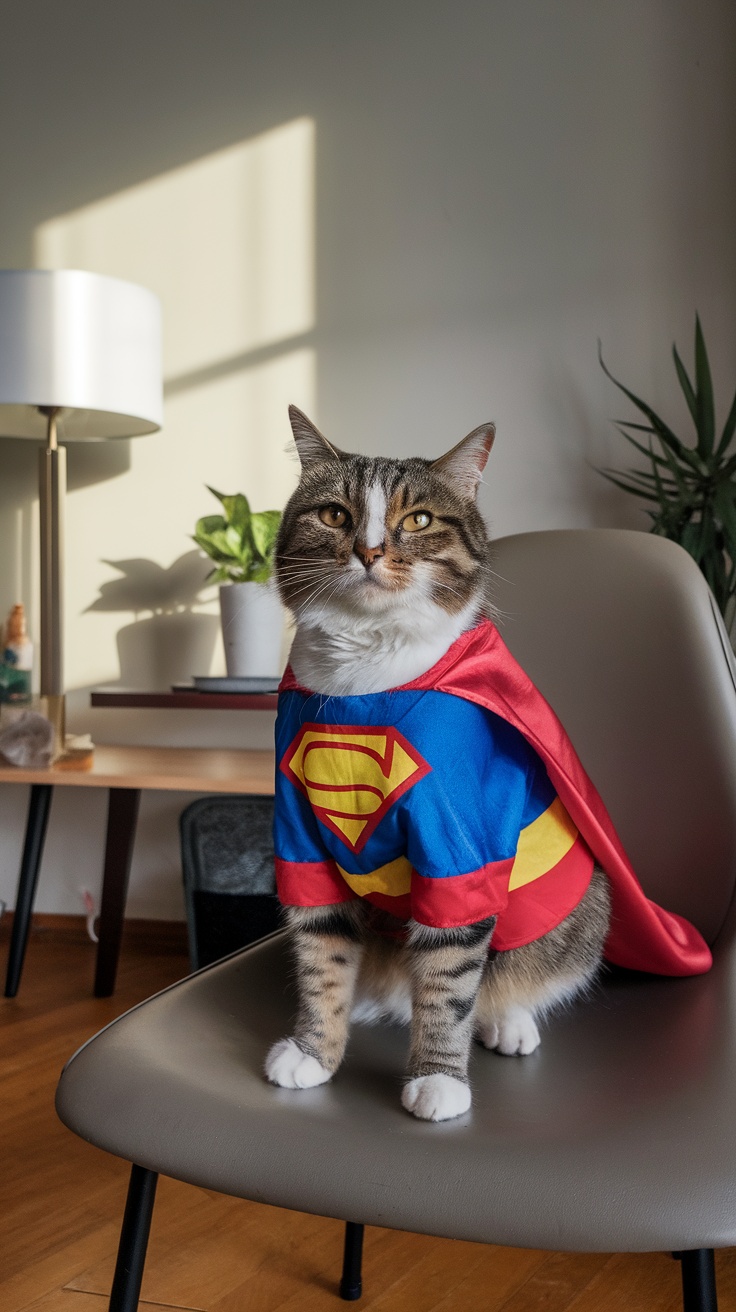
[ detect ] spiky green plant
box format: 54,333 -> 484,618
193,487 -> 281,584
599,317 -> 736,626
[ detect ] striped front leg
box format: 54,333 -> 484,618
265,904 -> 365,1089
403,917 -> 496,1121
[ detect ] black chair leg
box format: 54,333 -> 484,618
677,1249 -> 718,1312
109,1164 -> 158,1312
340,1221 -> 364,1300
4,783 -> 53,997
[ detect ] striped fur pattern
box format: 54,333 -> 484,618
265,408 -> 612,1121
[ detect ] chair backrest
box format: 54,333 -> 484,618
490,529 -> 736,943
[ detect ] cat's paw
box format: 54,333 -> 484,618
477,1006 -> 540,1056
401,1074 -> 471,1122
265,1038 -> 332,1089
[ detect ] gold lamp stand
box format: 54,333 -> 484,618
38,406 -> 66,752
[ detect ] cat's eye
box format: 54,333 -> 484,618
402,511 -> 433,532
318,504 -> 350,529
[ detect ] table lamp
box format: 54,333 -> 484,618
0,269 -> 162,750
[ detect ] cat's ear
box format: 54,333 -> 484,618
431,423 -> 495,500
288,405 -> 345,467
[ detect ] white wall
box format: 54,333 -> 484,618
1,0 -> 735,920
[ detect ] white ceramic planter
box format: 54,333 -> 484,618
219,582 -> 284,677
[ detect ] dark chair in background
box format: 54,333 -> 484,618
180,794 -> 280,970
57,531 -> 736,1312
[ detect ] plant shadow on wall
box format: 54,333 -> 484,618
86,550 -> 218,689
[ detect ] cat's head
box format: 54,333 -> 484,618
276,406 -> 495,626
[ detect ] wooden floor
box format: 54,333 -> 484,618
2,925 -> 735,1312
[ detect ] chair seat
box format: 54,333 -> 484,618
56,931 -> 736,1254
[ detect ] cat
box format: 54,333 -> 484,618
264,405 -> 611,1122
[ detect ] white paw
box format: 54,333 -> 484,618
477,1006 -> 540,1056
264,1038 -> 332,1089
401,1074 -> 471,1122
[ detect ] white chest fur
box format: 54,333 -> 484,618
289,594 -> 481,695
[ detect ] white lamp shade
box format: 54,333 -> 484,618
0,269 -> 163,440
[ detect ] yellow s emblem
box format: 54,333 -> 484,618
281,723 -> 431,851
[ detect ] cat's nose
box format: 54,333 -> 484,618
354,542 -> 385,569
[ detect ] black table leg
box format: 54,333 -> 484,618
4,784 -> 54,997
94,788 -> 141,998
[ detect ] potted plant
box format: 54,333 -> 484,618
193,488 -> 283,678
599,317 -> 736,630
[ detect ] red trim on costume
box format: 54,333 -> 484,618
409,857 -> 514,929
368,891 -> 413,920
492,838 -> 594,951
275,858 -> 355,907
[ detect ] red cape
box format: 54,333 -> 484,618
401,620 -> 712,977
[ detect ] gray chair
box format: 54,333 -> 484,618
56,530 -> 736,1312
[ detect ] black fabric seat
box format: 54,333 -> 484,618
56,530 -> 736,1311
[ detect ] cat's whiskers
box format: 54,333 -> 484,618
294,571 -> 350,618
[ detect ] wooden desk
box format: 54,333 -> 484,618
0,745 -> 275,999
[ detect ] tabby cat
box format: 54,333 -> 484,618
265,406 -> 610,1122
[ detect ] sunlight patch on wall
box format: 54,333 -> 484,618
33,119 -> 315,689
35,118 -> 315,378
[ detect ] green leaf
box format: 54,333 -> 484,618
599,470 -> 659,502
599,342 -> 699,469
614,425 -> 684,474
615,420 -> 657,434
192,527 -> 240,563
694,315 -> 716,460
251,510 -> 281,560
718,451 -> 736,480
200,487 -> 257,562
221,493 -> 252,535
714,482 -> 736,550
620,471 -> 679,495
716,383 -> 736,457
656,436 -> 692,498
672,343 -> 698,428
224,525 -> 244,555
248,559 -> 274,584
194,514 -> 227,537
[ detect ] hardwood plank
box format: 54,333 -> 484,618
563,1251 -> 682,1312
476,1251 -> 611,1312
19,1290 -> 192,1311
69,1193 -> 339,1307
353,1237 -> 543,1312
0,1220 -> 120,1312
0,913 -> 187,953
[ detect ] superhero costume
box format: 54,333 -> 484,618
274,619 -> 712,976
